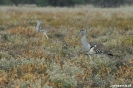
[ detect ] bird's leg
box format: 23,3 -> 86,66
89,55 -> 92,61
43,33 -> 48,39
94,54 -> 97,58
88,55 -> 95,64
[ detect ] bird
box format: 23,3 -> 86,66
79,29 -> 113,59
36,20 -> 49,39
36,20 -> 55,39
36,20 -> 67,40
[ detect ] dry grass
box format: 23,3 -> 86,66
0,6 -> 133,88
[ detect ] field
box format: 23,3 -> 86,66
0,6 -> 133,88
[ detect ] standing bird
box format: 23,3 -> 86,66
36,20 -> 65,40
36,20 -> 49,39
79,29 -> 113,59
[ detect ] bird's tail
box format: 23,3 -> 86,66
107,53 -> 113,56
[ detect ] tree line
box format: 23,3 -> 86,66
0,0 -> 133,7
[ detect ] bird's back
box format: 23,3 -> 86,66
89,42 -> 112,55
40,24 -> 56,33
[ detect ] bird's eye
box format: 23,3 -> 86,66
80,30 -> 83,32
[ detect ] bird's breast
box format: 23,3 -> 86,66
82,43 -> 91,51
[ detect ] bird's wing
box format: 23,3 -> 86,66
89,42 -> 110,54
40,25 -> 56,33
39,29 -> 47,33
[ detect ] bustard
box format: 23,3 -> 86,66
79,29 -> 113,59
36,20 -> 55,39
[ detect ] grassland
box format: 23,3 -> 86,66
0,6 -> 133,88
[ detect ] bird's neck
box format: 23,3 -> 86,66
36,23 -> 40,31
81,34 -> 91,51
81,35 -> 89,44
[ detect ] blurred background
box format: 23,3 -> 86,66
0,0 -> 133,7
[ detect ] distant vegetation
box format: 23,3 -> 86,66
0,0 -> 133,7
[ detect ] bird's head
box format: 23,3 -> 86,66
36,20 -> 42,24
79,29 -> 87,36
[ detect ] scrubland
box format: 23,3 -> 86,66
0,6 -> 133,88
